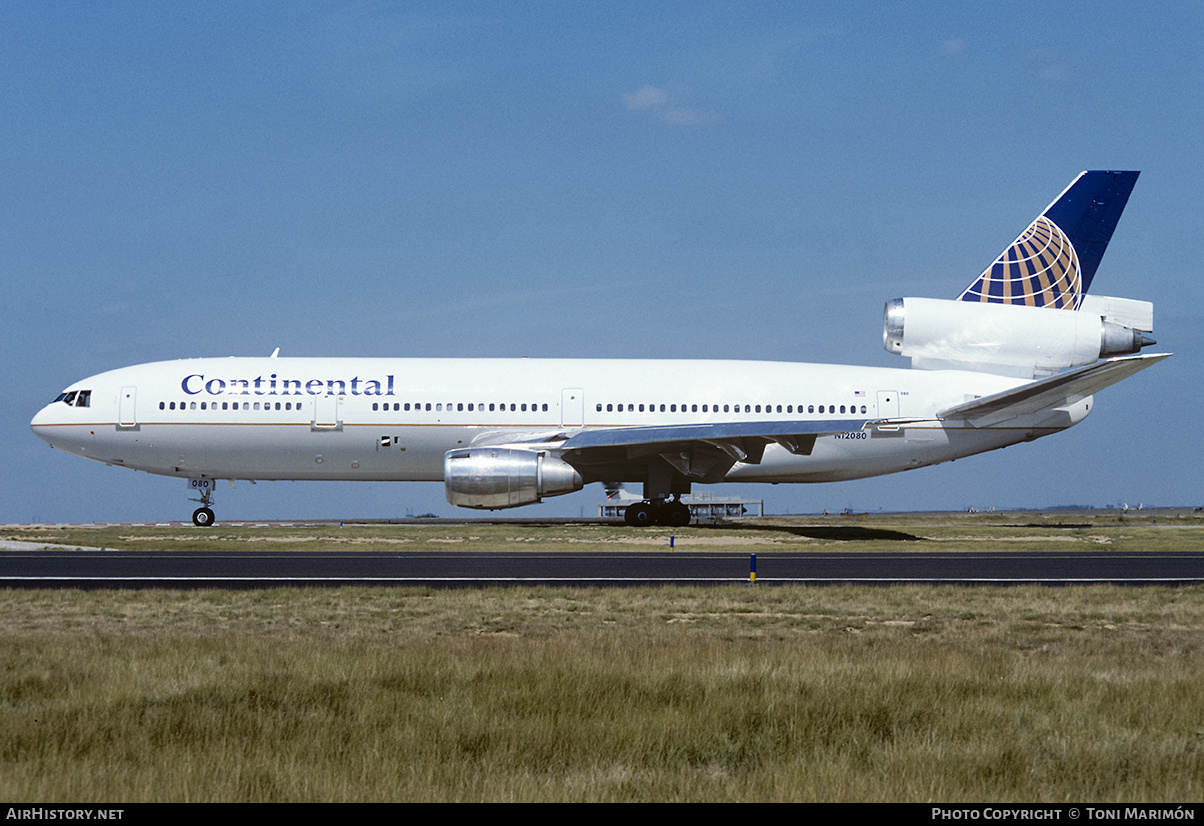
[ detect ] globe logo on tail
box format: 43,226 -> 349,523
958,216 -> 1082,309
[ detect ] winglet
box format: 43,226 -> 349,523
958,171 -> 1139,309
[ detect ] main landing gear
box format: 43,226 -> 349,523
623,497 -> 692,528
189,479 -> 217,527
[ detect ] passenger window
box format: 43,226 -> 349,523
159,402 -> 165,410
808,405 -> 814,414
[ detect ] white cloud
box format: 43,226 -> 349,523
622,85 -> 670,111
621,84 -> 719,126
940,38 -> 966,57
1026,49 -> 1070,82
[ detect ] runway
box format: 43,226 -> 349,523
3,547 -> 1203,588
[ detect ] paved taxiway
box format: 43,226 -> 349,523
2,548 -> 1203,588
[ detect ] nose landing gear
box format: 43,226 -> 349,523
188,479 -> 217,527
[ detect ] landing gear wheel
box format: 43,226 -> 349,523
192,507 -> 215,527
624,502 -> 657,527
660,501 -> 692,527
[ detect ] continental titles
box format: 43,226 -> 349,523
181,374 -> 395,398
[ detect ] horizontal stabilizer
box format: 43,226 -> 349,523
938,353 -> 1170,425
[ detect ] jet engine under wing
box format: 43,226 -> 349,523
937,353 -> 1171,428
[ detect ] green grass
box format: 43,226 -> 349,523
5,507 -> 1202,554
3,583 -> 1204,801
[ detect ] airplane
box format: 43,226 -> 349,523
31,170 -> 1167,528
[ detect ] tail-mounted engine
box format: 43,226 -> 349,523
883,296 -> 1155,377
444,447 -> 584,510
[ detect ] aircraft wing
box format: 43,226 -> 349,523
937,353 -> 1171,427
560,418 -> 868,452
469,418 -> 869,483
559,418 -> 869,482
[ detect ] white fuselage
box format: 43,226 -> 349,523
29,356 -> 1090,489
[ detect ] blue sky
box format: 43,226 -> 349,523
3,1 -> 1200,522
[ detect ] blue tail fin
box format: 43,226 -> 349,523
958,170 -> 1139,309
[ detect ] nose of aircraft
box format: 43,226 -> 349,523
30,403 -> 60,447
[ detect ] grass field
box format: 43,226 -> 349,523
2,512 -> 1203,802
6,507 -> 1202,555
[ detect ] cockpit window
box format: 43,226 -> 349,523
53,390 -> 91,407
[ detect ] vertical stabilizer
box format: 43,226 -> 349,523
958,170 -> 1139,309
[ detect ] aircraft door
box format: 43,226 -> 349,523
877,390 -> 899,419
118,386 -> 138,429
312,395 -> 343,431
561,388 -> 583,428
